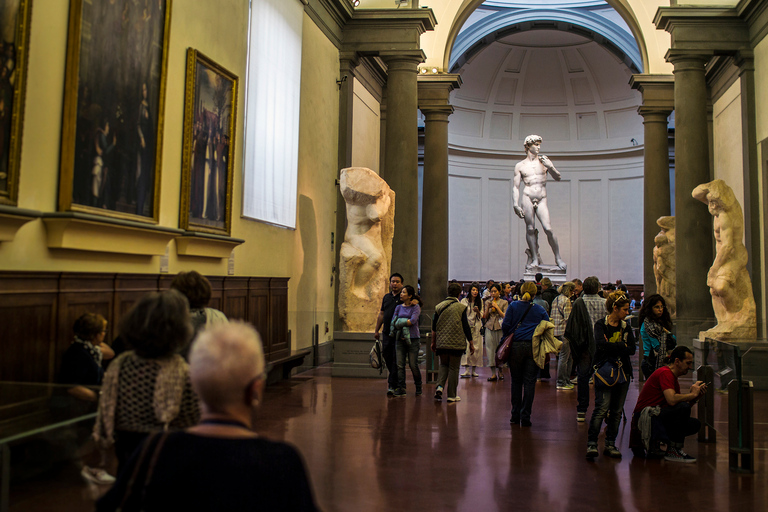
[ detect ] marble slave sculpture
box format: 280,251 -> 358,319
653,216 -> 676,320
692,179 -> 756,340
338,167 -> 395,332
513,135 -> 566,271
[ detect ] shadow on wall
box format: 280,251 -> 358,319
298,194 -> 318,346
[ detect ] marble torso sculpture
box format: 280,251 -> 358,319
513,135 -> 566,270
338,167 -> 395,332
653,216 -> 676,319
692,179 -> 756,340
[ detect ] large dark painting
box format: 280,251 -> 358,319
0,0 -> 32,206
59,0 -> 172,222
179,49 -> 237,235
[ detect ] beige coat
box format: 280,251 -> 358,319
532,320 -> 562,369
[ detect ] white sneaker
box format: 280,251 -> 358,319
447,396 -> 461,403
81,466 -> 116,485
460,372 -> 470,378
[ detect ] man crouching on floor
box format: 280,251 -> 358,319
629,346 -> 705,462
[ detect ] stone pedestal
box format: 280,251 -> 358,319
523,267 -> 567,286
332,331 -> 388,378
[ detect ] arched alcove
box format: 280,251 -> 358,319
443,3 -> 646,284
442,0 -> 649,76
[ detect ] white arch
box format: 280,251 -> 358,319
419,0 -> 672,75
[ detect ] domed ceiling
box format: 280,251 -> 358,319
448,29 -> 643,155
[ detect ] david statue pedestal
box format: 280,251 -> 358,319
514,135 -> 566,281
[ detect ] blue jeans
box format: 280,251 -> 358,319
555,336 -> 572,387
509,342 -> 538,422
396,336 -> 422,391
588,381 -> 629,444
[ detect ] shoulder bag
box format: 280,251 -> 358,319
370,338 -> 384,373
495,302 -> 533,367
593,326 -> 629,388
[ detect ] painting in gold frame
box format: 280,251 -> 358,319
58,0 -> 172,222
179,49 -> 237,236
0,0 -> 33,206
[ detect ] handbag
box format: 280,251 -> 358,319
593,359 -> 627,388
495,302 -> 533,367
370,338 -> 384,374
117,431 -> 169,511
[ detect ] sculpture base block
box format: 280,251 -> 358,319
523,266 -> 567,286
332,331 -> 389,379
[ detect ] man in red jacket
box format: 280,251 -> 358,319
630,346 -> 705,462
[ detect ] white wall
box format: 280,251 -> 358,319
448,152 -> 644,283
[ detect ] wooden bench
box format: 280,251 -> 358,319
266,349 -> 311,385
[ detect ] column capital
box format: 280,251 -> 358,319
379,50 -> 427,68
665,49 -> 713,68
637,108 -> 671,124
417,73 -> 462,114
421,108 -> 453,123
339,51 -> 361,70
735,49 -> 755,74
630,74 -> 674,114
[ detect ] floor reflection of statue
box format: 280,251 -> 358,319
653,216 -> 676,319
513,135 -> 566,270
692,180 -> 756,340
338,167 -> 395,332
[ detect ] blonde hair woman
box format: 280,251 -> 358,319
500,281 -> 550,426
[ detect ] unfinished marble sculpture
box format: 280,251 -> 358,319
692,179 -> 756,340
338,167 -> 395,332
653,216 -> 676,320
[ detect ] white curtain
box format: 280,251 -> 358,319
242,0 -> 304,228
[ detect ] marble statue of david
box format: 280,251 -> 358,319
513,135 -> 566,270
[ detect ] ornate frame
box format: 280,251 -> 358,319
58,0 -> 172,222
0,0 -> 33,206
179,49 -> 238,236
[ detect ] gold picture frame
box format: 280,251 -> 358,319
179,49 -> 238,236
0,0 -> 33,206
58,0 -> 172,222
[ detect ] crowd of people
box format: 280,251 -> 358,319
55,268 -> 707,509
374,272 -> 706,463
58,271 -> 319,511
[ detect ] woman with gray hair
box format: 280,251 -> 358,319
97,322 -> 318,511
93,290 -> 200,474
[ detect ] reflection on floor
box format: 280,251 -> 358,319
9,365 -> 768,511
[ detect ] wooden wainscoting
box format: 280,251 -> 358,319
0,272 -> 289,383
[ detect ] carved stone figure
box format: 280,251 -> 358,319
338,167 -> 395,332
653,216 -> 676,320
692,179 -> 756,340
513,134 -> 566,270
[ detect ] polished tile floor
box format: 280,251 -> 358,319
9,365 -> 768,511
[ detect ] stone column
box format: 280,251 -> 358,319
630,75 -> 674,297
334,53 -> 360,331
667,50 -> 715,343
736,51 -> 764,336
380,51 -> 424,288
417,74 -> 461,319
